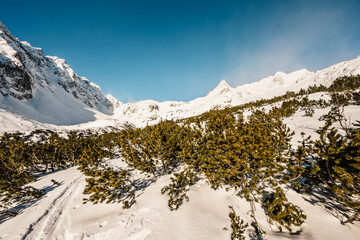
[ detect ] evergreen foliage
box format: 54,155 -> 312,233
77,141 -> 137,208
330,92 -> 352,107
304,107 -> 314,117
0,131 -> 103,216
262,187 -> 306,232
119,120 -> 183,176
292,106 -> 360,223
82,167 -> 136,208
0,133 -> 44,216
177,108 -> 305,232
161,169 -> 198,210
228,206 -> 248,240
328,75 -> 360,92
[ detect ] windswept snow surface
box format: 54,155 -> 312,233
0,157 -> 359,240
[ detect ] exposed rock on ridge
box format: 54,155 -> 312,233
0,21 -> 115,113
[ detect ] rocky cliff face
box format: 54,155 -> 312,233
0,21 -> 115,113
0,23 -> 34,100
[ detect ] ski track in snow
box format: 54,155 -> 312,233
19,171 -> 159,240
0,165 -> 359,240
22,175 -> 83,240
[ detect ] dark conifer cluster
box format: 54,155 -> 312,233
228,206 -> 248,240
290,109 -> 360,224
0,130 -> 103,216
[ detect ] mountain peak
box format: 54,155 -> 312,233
217,79 -> 230,88
274,71 -> 286,76
207,80 -> 232,97
106,94 -> 122,107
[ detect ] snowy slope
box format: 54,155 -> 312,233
1,155 -> 359,240
108,55 -> 360,127
235,56 -> 360,101
0,21 -> 117,125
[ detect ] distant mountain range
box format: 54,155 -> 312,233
1,21 -> 360,132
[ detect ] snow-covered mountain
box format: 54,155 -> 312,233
0,21 -> 118,125
110,55 -> 360,127
1,20 -> 360,132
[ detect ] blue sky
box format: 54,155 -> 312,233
1,0 -> 360,102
